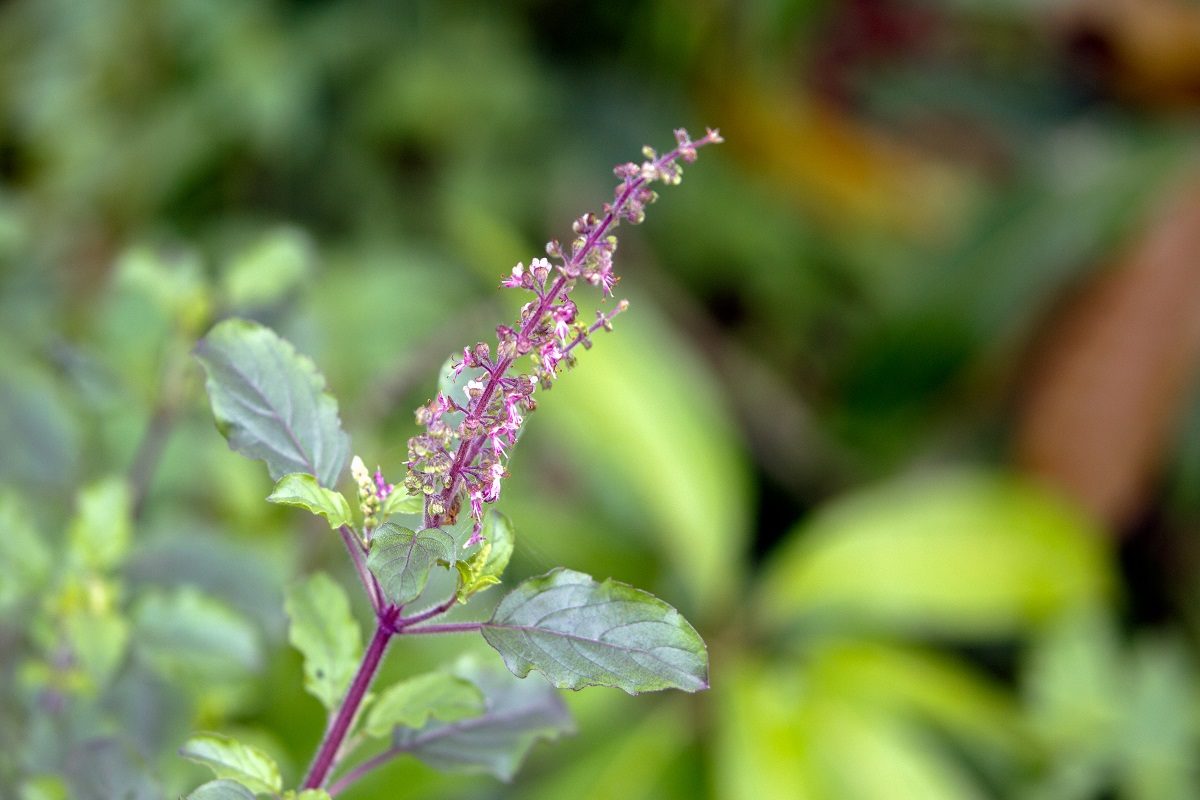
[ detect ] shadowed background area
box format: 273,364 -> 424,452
4,0 -> 1200,798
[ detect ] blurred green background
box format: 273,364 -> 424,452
5,0 -> 1200,797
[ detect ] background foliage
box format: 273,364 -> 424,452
4,0 -> 1200,797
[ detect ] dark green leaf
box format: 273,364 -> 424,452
179,733 -> 282,795
284,572 -> 362,710
365,672 -> 485,737
481,568 -> 709,694
186,780 -> 256,800
391,654 -> 573,780
194,318 -> 349,487
268,473 -> 353,529
367,523 -> 455,606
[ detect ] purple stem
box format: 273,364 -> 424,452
394,594 -> 458,629
399,621 -> 483,636
327,746 -> 396,797
301,613 -> 397,789
429,172 -> 653,527
338,524 -> 383,614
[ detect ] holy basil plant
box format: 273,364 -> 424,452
185,128 -> 721,797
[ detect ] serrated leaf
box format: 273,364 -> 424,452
133,588 -> 262,684
186,780 -> 255,800
481,568 -> 709,694
268,473 -> 353,530
194,318 -> 349,488
179,733 -> 281,795
67,477 -> 132,572
367,523 -> 455,606
284,572 -> 362,710
365,672 -> 485,737
380,487 -> 424,519
390,654 -> 573,780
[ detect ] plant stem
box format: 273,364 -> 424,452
338,524 -> 383,614
301,613 -> 396,789
394,594 -> 458,629
399,621 -> 482,636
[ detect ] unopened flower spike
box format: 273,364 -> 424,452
405,127 -> 722,533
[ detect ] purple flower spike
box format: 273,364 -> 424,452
405,128 -> 722,528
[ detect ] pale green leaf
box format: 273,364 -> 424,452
282,791 -> 332,800
714,654 -> 992,800
380,487 -> 424,518
64,604 -> 129,691
0,489 -> 51,613
115,245 -> 211,332
365,672 -> 485,737
367,523 -> 455,606
481,568 -> 708,694
268,473 -> 353,529
457,510 -> 515,602
221,227 -> 313,309
179,733 -> 281,795
18,775 -> 68,800
67,477 -> 132,572
186,780 -> 255,800
390,654 -> 573,780
758,470 -> 1112,637
194,318 -> 349,488
284,572 -> 362,710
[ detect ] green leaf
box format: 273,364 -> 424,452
133,588 -> 262,684
390,654 -> 573,780
186,780 -> 255,800
115,245 -> 211,333
0,489 -> 51,613
194,318 -> 350,488
18,775 -> 68,800
221,227 -> 313,309
481,568 -> 709,694
67,477 -> 132,572
365,672 -> 485,737
179,733 -> 282,795
714,654 -> 994,800
367,523 -> 455,606
379,487 -> 424,519
282,792 -> 332,800
268,473 -> 353,530
64,601 -> 130,691
284,572 -> 362,710
758,470 -> 1112,638
456,510 -> 515,602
